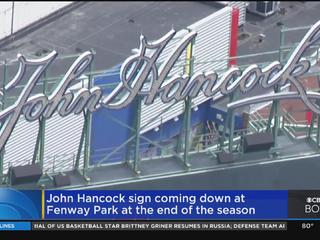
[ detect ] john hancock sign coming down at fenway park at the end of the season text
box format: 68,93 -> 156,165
1,20 -> 320,151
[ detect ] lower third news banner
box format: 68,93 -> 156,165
2,189 -> 320,231
43,190 -> 287,220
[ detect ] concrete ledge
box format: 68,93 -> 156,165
0,1 -> 87,49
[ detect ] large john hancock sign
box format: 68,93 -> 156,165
1,20 -> 320,151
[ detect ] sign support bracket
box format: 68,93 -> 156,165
181,29 -> 194,169
267,26 -> 285,149
133,96 -> 142,175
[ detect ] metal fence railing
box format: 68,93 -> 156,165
282,110 -> 310,139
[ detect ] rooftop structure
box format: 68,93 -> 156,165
0,2 -> 320,190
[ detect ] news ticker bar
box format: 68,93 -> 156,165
1,221 -> 288,231
3,221 -> 320,231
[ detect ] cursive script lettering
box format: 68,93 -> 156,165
101,20 -> 320,113
0,51 -> 101,150
1,20 -> 320,152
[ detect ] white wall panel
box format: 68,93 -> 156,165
0,2 -> 12,39
43,113 -> 84,173
3,115 -> 38,174
141,7 -> 233,133
2,112 -> 84,174
0,2 -> 73,40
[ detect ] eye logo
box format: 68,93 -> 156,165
0,188 -> 40,220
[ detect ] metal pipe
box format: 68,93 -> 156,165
272,26 -> 285,147
38,71 -> 47,168
182,31 -> 194,168
133,97 -> 142,174
75,111 -> 87,169
228,94 -> 235,152
10,2 -> 14,35
83,58 -> 93,176
183,98 -> 192,167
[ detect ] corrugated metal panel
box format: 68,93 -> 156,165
3,116 -> 39,174
140,7 -> 232,133
3,105 -> 84,174
156,29 -> 189,79
227,1 -> 246,26
43,113 -> 84,173
190,6 -> 231,78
